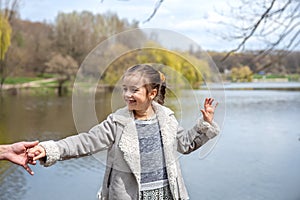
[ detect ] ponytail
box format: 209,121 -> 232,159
155,71 -> 166,105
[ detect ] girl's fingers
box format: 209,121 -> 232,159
204,98 -> 208,106
204,98 -> 214,106
214,102 -> 219,109
200,109 -> 205,116
28,159 -> 37,165
203,98 -> 218,113
33,153 -> 46,161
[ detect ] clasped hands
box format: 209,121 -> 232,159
2,141 -> 46,175
25,144 -> 46,175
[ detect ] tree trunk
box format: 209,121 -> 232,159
57,77 -> 69,97
58,83 -> 63,97
57,79 -> 65,97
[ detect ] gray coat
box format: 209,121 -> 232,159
40,101 -> 220,200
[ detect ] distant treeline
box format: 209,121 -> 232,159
208,50 -> 300,74
1,11 -> 300,86
2,11 -> 139,76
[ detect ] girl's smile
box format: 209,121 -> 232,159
122,74 -> 157,119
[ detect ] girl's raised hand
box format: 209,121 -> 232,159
27,145 -> 46,161
200,98 -> 218,124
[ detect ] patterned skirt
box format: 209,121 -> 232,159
140,185 -> 173,200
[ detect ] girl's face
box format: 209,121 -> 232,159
122,74 -> 157,111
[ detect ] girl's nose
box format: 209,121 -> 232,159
124,90 -> 133,97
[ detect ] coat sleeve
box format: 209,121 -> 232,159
176,115 -> 220,154
39,114 -> 116,167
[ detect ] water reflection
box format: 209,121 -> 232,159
0,165 -> 27,200
0,95 -> 76,143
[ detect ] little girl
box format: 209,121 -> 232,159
29,64 -> 220,200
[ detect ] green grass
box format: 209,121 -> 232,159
3,77 -> 43,84
253,74 -> 288,79
265,74 -> 286,79
287,74 -> 300,81
253,73 -> 300,81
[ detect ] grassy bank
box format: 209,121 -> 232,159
4,77 -> 43,84
252,74 -> 300,82
1,76 -> 72,96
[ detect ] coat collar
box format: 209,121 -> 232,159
112,101 -> 178,187
112,101 -> 174,125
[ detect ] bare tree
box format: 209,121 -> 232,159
100,0 -> 298,74
45,53 -> 78,96
219,0 -> 299,66
0,0 -> 19,20
53,11 -> 139,64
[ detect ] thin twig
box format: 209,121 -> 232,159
221,0 -> 277,61
143,0 -> 164,23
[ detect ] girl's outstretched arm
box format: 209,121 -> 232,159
30,114 -> 116,167
176,98 -> 219,154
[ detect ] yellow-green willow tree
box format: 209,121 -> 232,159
102,45 -> 211,89
0,14 -> 12,87
0,14 -> 11,61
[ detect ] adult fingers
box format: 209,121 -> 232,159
23,141 -> 39,148
23,164 -> 34,176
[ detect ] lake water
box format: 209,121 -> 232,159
0,82 -> 300,200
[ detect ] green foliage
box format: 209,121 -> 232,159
1,8 -> 298,89
230,66 -> 253,82
288,74 -> 300,81
102,46 -> 211,88
0,14 -> 12,60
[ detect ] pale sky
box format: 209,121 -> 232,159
19,0 -> 253,51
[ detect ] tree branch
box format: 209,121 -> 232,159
100,0 -> 164,23
221,0 -> 277,61
266,0 -> 291,17
143,0 -> 164,23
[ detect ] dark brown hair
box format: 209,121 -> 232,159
123,64 -> 166,105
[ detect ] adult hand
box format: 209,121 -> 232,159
0,141 -> 39,175
200,98 -> 218,124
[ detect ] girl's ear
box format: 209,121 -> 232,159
149,88 -> 158,100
